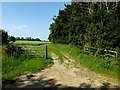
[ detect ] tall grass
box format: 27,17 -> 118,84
46,43 -> 119,80
2,45 -> 53,83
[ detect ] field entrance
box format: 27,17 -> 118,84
18,46 -> 47,59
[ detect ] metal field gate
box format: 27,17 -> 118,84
18,46 -> 47,59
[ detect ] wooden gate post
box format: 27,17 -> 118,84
45,46 -> 47,59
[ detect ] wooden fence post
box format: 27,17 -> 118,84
45,46 -> 47,59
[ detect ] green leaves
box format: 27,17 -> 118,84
49,2 -> 120,53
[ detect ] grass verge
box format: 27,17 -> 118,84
46,43 -> 119,81
2,45 -> 53,83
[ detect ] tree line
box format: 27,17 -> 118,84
48,1 -> 120,53
0,29 -> 41,44
15,37 -> 41,41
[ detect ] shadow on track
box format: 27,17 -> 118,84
2,75 -> 119,90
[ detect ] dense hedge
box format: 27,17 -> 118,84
48,2 -> 120,53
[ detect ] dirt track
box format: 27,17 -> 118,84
3,52 -> 119,88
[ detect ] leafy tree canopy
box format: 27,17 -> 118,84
49,2 -> 120,51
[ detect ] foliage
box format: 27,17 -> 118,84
24,37 -> 41,41
34,38 -> 41,41
16,37 -> 20,40
0,29 -> 8,44
25,37 -> 32,41
9,36 -> 16,42
2,44 -> 19,58
15,36 -> 41,41
21,37 -> 25,40
48,2 -> 120,53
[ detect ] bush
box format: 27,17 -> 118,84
0,29 -> 8,44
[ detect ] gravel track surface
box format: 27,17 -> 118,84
3,52 -> 119,89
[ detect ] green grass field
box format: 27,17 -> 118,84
13,40 -> 51,46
